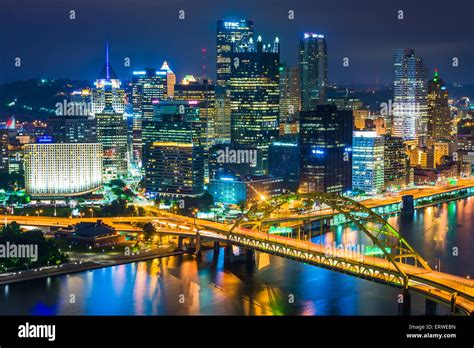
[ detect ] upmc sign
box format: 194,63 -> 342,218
224,21 -> 241,29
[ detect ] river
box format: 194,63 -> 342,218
1,197 -> 473,315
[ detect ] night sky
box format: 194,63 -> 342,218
1,0 -> 473,84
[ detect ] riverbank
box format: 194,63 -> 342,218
0,247 -> 184,286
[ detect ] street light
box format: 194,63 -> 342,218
89,208 -> 94,218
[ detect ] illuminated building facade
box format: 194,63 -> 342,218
279,64 -> 300,135
393,48 -> 428,140
216,19 -> 254,87
161,61 -> 176,98
229,35 -> 280,174
299,105 -> 352,194
268,135 -> 300,191
352,131 -> 385,194
47,116 -> 97,143
433,140 -> 450,167
174,79 -> 216,149
299,33 -> 328,111
383,136 -> 408,188
209,172 -> 284,206
428,69 -> 451,140
96,102 -> 128,180
143,101 -> 204,197
91,45 -> 125,116
24,143 -> 103,197
0,129 -> 8,173
132,68 -> 167,166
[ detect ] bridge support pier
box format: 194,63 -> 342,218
224,244 -> 234,264
224,245 -> 255,267
195,233 -> 202,256
213,241 -> 220,259
398,290 -> 411,316
425,298 -> 438,315
450,292 -> 457,315
177,236 -> 184,249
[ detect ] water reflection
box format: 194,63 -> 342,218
0,197 -> 472,315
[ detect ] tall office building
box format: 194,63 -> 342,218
174,79 -> 216,149
0,129 -> 8,173
299,33 -> 328,111
428,69 -> 451,140
299,105 -> 353,194
433,140 -> 450,167
143,101 -> 204,197
216,19 -> 254,87
96,102 -> 128,180
131,68 -> 167,166
229,35 -> 280,173
352,131 -> 384,194
70,89 -> 92,114
279,64 -> 300,134
161,61 -> 176,98
269,135 -> 300,191
47,115 -> 97,143
24,143 -> 103,197
215,86 -> 232,143
384,136 -> 408,188
91,45 -> 125,116
392,49 -> 428,140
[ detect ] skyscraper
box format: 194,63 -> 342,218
214,86 -> 232,143
91,45 -> 125,116
393,49 -> 428,140
161,61 -> 176,98
428,69 -> 451,140
0,129 -> 8,173
47,116 -> 97,143
299,105 -> 352,194
352,131 -> 384,194
96,102 -> 128,180
384,135 -> 408,188
279,64 -> 300,135
174,79 -> 216,150
131,68 -> 167,166
229,35 -> 280,173
216,19 -> 254,87
143,101 -> 204,197
299,33 -> 328,111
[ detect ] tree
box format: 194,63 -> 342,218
142,222 -> 156,241
0,222 -> 68,273
109,179 -> 126,188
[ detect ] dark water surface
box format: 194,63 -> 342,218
1,197 -> 473,315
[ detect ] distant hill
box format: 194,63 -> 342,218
0,79 -> 91,122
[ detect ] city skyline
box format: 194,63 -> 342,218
1,0 -> 474,85
1,1 -> 474,336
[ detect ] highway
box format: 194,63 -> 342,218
2,179 -> 474,314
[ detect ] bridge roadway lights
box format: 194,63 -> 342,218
398,290 -> 411,316
425,298 -> 438,315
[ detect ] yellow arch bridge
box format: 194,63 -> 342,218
151,193 -> 474,316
